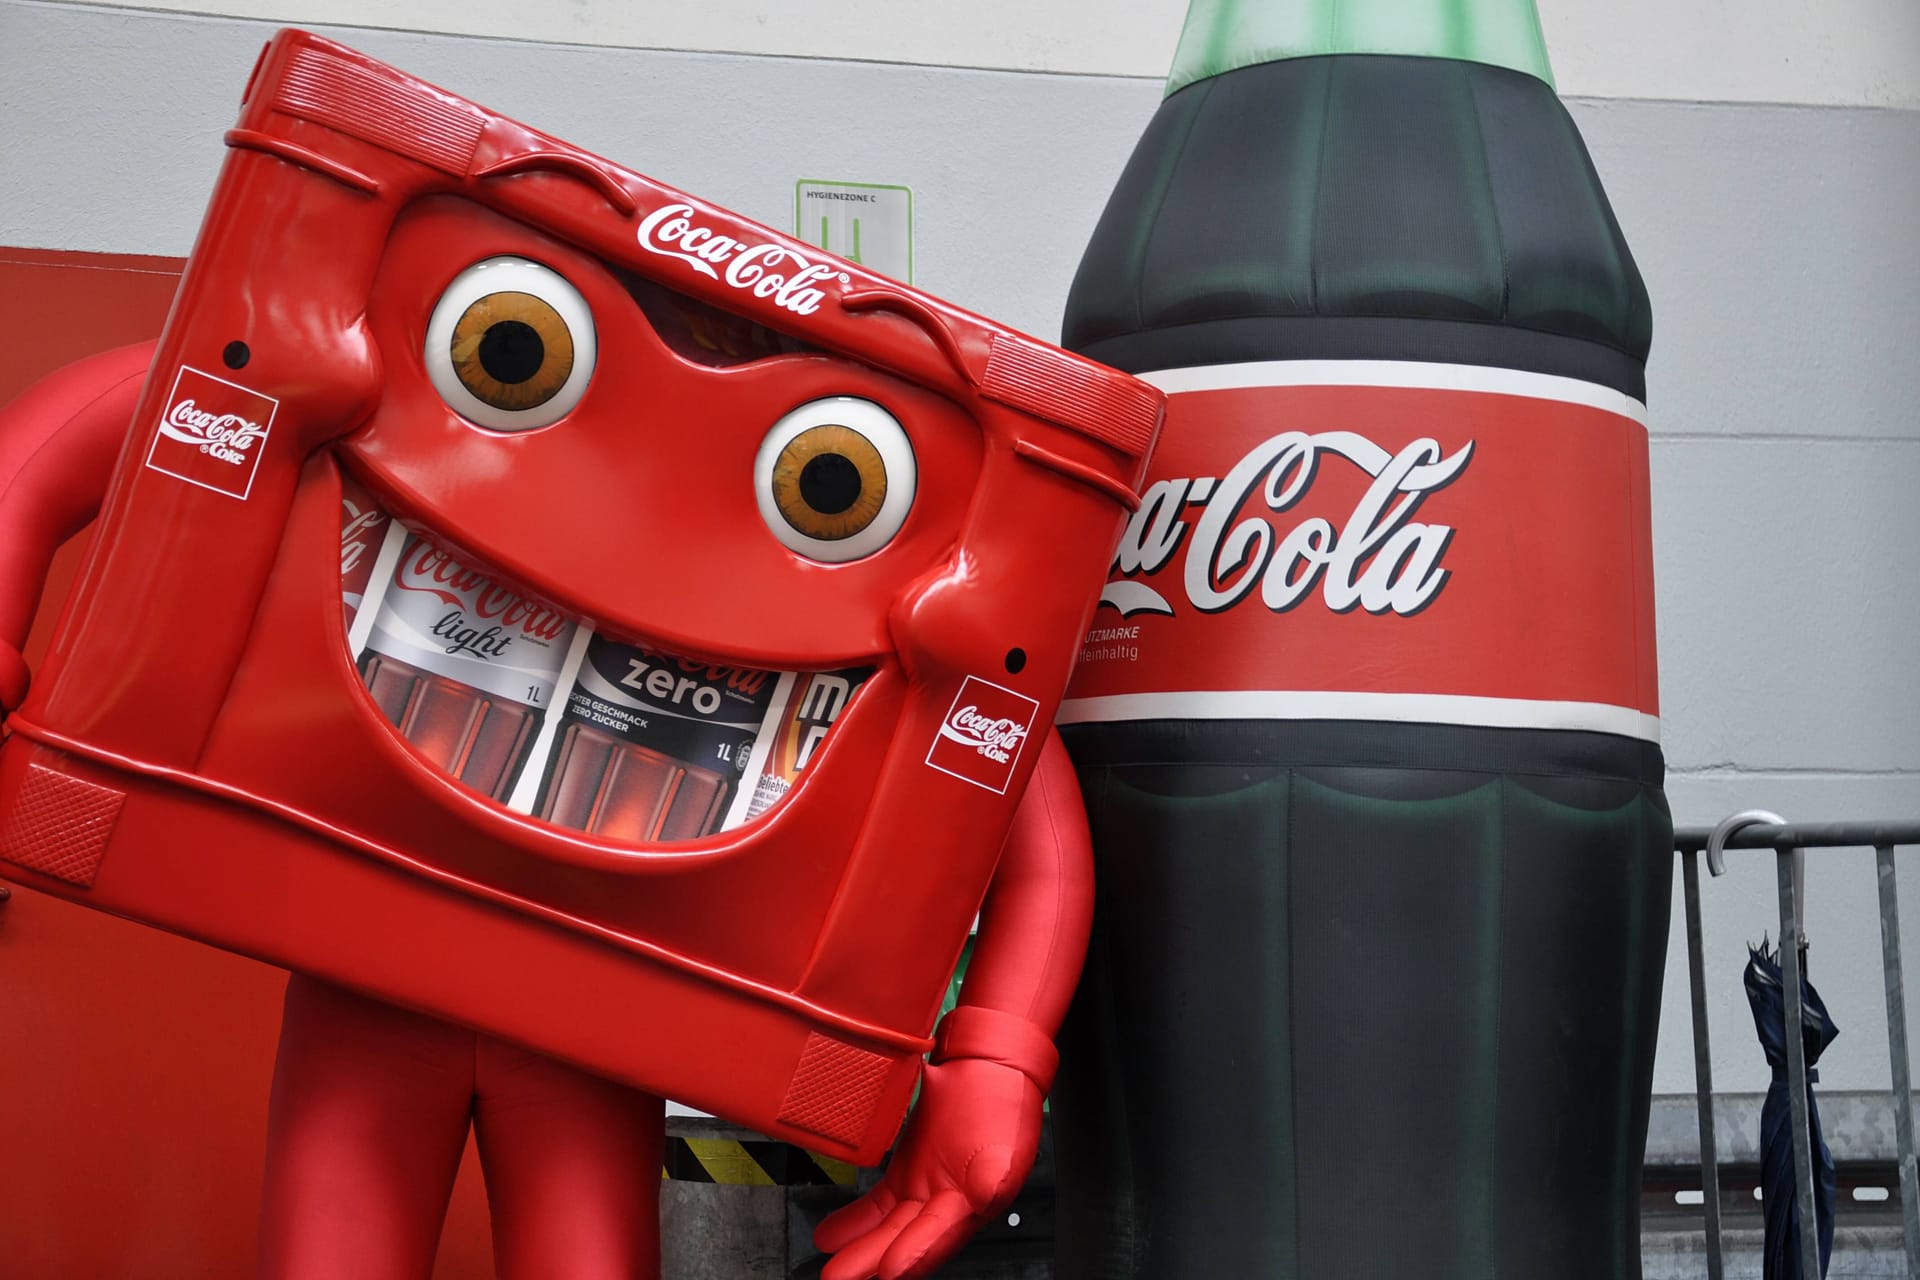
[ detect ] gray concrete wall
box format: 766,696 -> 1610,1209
2,0 -> 1917,1098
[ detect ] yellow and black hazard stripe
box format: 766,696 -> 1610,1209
663,1136 -> 859,1187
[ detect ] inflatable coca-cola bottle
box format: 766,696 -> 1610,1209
1054,1 -> 1667,1276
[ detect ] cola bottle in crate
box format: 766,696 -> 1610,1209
341,521 -> 875,840
338,472 -> 391,629
355,531 -> 577,803
742,667 -> 873,822
533,636 -> 784,841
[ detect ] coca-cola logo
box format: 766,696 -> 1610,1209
940,706 -> 1030,763
340,503 -> 385,576
1101,431 -> 1472,619
144,366 -> 278,501
637,202 -> 849,317
926,676 -> 1040,794
391,538 -> 571,643
157,400 -> 269,464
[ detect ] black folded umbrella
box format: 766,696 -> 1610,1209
1745,940 -> 1840,1280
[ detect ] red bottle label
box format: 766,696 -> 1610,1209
144,365 -> 278,500
1061,362 -> 1660,741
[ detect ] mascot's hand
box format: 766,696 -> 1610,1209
814,1007 -> 1056,1280
0,641 -> 26,719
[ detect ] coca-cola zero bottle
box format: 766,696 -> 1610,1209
1054,1 -> 1668,1276
532,636 -> 784,840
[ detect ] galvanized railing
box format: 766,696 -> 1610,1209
1678,816 -> 1920,1279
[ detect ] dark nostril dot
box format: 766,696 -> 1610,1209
478,320 -> 546,384
223,341 -> 250,370
799,452 -> 862,515
1004,648 -> 1027,674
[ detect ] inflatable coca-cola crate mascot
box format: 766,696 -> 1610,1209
0,29 -> 1160,1274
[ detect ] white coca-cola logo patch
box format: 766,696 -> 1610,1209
637,202 -> 849,317
144,366 -> 279,501
926,676 -> 1040,794
1100,430 -> 1473,619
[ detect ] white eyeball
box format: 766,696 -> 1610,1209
755,397 -> 917,563
423,257 -> 597,431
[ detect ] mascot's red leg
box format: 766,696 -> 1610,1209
257,977 -> 476,1280
257,974 -> 664,1278
471,1037 -> 665,1280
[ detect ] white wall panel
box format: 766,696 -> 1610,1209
1652,439 -> 1920,773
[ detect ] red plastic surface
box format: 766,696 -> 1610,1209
0,30 -> 1160,1163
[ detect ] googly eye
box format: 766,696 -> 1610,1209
755,398 -> 916,563
424,257 -> 597,431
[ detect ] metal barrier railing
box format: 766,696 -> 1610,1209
1677,816 -> 1920,1280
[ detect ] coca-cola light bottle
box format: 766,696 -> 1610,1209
1053,1 -> 1667,1276
355,532 -> 577,803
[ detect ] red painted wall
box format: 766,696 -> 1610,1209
0,247 -> 497,1278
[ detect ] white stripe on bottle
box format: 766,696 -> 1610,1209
1057,689 -> 1660,743
1142,359 -> 1648,423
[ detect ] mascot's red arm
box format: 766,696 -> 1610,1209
0,341 -> 156,712
816,727 -> 1094,1280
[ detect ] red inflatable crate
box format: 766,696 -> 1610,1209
0,30 -> 1160,1163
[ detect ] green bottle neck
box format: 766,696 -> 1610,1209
1166,0 -> 1556,96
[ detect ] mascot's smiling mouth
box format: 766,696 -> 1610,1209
338,477 -> 868,844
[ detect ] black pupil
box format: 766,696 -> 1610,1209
477,320 -> 546,385
799,452 -> 863,515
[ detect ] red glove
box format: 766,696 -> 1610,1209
815,1008 -> 1058,1280
816,730 -> 1092,1279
